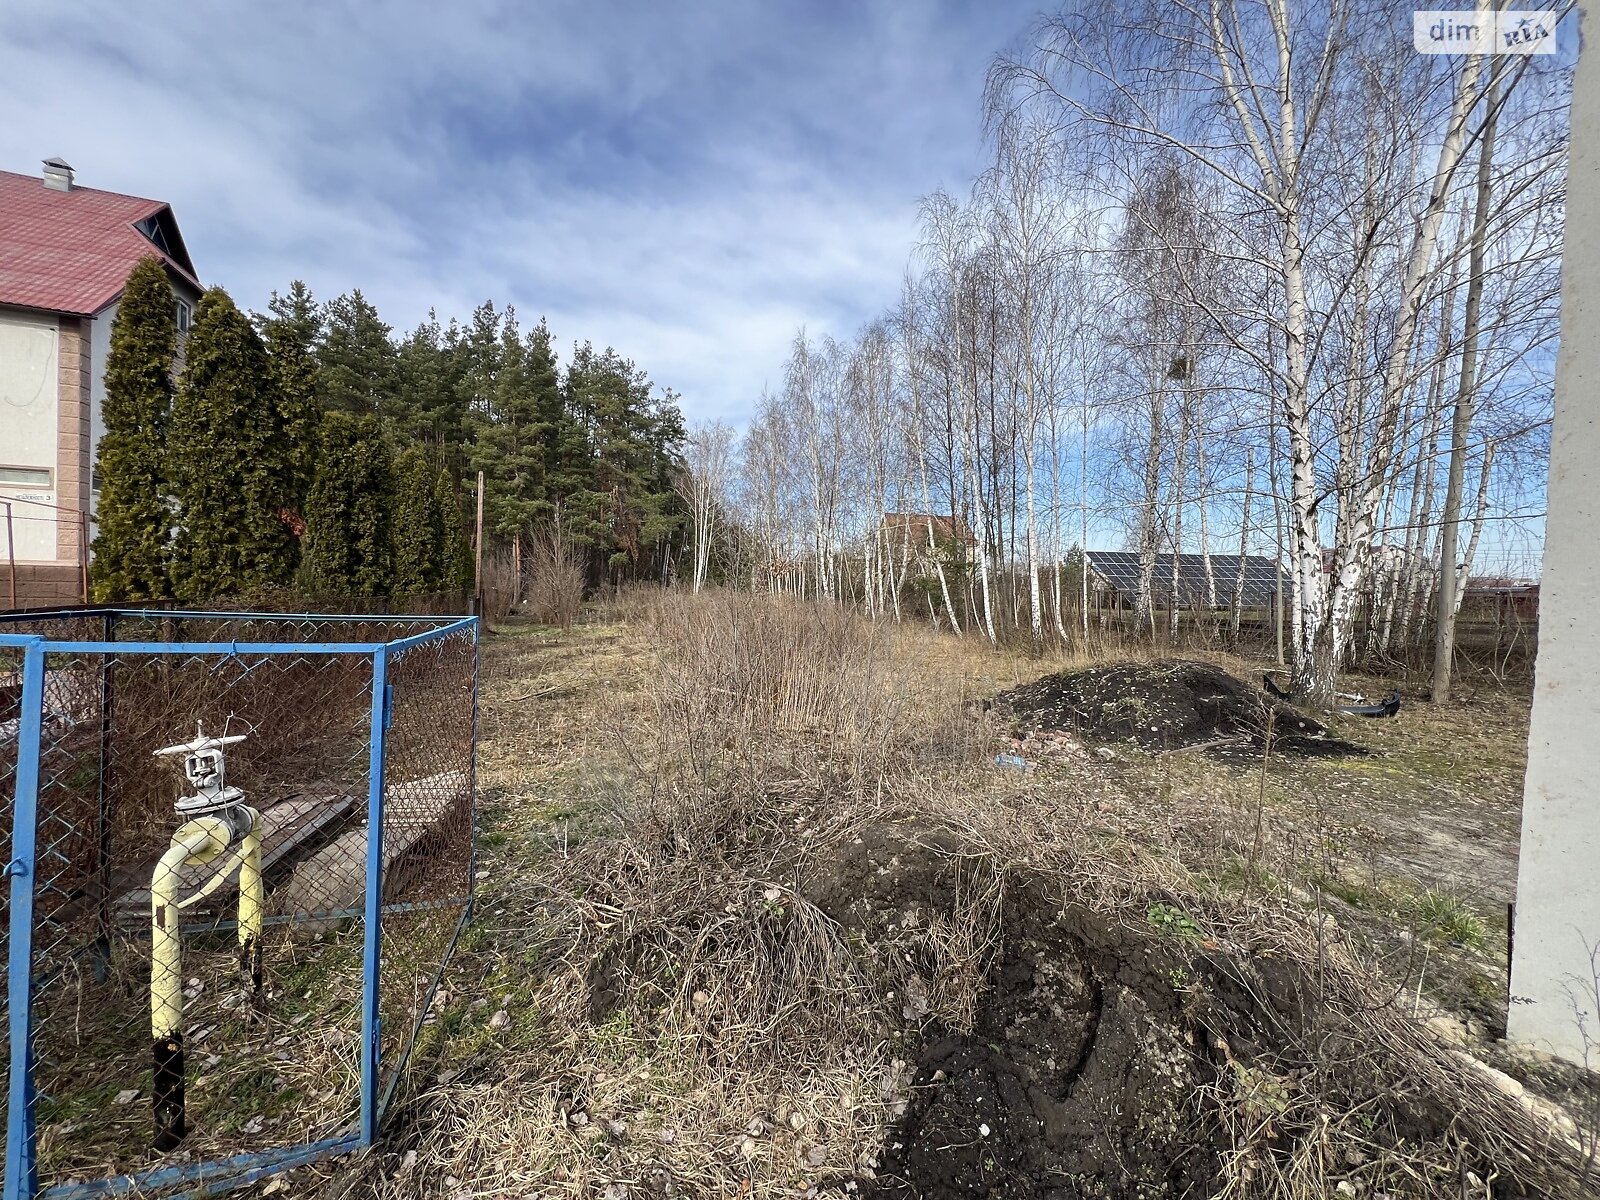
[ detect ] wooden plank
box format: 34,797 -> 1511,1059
275,771 -> 468,922
114,792 -> 357,917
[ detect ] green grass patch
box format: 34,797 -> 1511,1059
1311,873 -> 1381,911
1212,857 -> 1277,895
1411,890 -> 1487,948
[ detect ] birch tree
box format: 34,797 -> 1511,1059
680,419 -> 736,593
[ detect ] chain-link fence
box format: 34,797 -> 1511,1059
0,609 -> 478,1200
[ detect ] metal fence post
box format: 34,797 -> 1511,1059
93,612 -> 115,982
358,648 -> 391,1146
5,637 -> 48,1200
466,620 -> 481,919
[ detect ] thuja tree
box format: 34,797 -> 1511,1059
437,466 -> 474,592
168,289 -> 298,601
302,411 -> 395,596
258,280 -> 324,503
92,256 -> 177,601
391,445 -> 443,595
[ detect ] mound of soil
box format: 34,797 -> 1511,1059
807,829 -> 1219,1197
996,659 -> 1361,756
802,829 -> 1562,1200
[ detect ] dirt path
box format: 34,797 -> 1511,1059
1292,694 -> 1527,905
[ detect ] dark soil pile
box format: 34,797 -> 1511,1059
803,828 -> 1572,1200
806,829 -> 1219,1197
996,659 -> 1360,756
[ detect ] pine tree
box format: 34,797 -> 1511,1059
301,412 -> 395,596
394,314 -> 469,458
563,343 -> 685,578
91,255 -> 177,601
391,446 -> 443,595
257,280 -> 324,506
465,308 -> 559,555
538,326 -> 591,533
168,289 -> 298,601
318,290 -> 397,416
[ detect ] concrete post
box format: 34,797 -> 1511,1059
1507,6 -> 1600,1064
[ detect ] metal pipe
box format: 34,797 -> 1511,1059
78,510 -> 89,603
150,819 -> 224,1151
3,500 -> 15,610
149,808 -> 262,1151
237,811 -> 264,995
93,611 -> 114,981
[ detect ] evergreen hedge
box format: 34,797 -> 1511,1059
90,255 -> 177,601
168,288 -> 298,601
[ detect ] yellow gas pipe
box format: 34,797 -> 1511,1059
150,807 -> 263,1150
148,739 -> 263,1153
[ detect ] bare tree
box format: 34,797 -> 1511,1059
680,419 -> 737,594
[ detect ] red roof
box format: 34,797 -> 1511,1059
0,168 -> 200,316
881,512 -> 978,546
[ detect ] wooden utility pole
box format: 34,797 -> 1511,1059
473,471 -> 485,616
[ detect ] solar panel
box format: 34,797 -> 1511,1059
1085,551 -> 1282,608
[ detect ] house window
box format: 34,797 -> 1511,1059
176,300 -> 192,332
137,215 -> 172,256
0,466 -> 52,487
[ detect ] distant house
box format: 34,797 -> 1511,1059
0,159 -> 201,608
879,512 -> 977,559
1463,576 -> 1540,621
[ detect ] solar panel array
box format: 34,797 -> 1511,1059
1085,551 -> 1283,608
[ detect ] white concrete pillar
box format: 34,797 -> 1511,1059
1507,6 -> 1600,1064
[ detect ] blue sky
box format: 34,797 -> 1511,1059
0,0 -> 1046,424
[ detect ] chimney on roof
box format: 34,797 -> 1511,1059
42,157 -> 74,192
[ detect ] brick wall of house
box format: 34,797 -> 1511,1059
54,315 -> 91,568
5,562 -> 82,609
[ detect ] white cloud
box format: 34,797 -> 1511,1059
0,0 -> 1043,424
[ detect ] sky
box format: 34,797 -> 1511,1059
0,0 -> 1047,427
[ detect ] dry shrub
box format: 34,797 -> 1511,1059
524,528 -> 584,628
479,546 -> 519,625
637,588 -> 976,795
352,777 -> 896,1199
338,592 -> 1589,1200
338,594 -> 995,1198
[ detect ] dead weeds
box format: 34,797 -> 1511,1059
282,595 -> 1594,1200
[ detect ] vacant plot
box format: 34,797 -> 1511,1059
283,593 -> 1592,1199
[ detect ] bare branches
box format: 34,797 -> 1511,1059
720,0 -> 1564,669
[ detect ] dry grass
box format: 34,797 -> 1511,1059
282,591 -> 1593,1200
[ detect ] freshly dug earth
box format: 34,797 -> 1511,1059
996,659 -> 1360,756
809,830 -> 1210,1196
804,828 -> 1577,1200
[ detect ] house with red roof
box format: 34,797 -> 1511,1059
0,158 -> 201,608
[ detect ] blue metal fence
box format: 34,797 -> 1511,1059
0,610 -> 478,1199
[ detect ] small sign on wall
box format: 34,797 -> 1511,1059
0,491 -> 61,561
